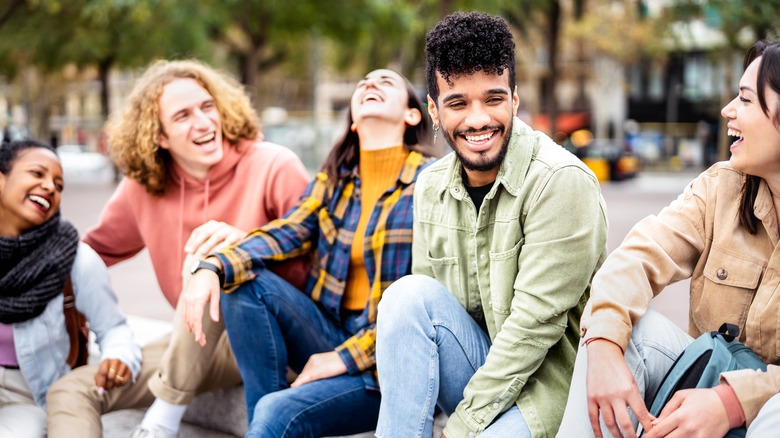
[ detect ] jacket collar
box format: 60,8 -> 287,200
437,117 -> 536,201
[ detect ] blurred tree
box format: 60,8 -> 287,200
499,0 -> 587,137
0,0 -> 24,28
0,0 -> 215,120
664,0 -> 780,160
204,0 -> 390,107
323,0 -> 499,86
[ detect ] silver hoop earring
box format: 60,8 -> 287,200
433,124 -> 439,144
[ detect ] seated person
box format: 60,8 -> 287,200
0,139 -> 140,438
559,39 -> 780,438
183,68 -> 434,437
45,59 -> 310,438
373,12 -> 608,438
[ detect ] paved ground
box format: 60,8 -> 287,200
61,169 -> 700,328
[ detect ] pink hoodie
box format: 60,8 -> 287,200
84,138 -> 310,307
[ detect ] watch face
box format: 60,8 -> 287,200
190,259 -> 202,274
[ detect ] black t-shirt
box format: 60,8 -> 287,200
464,179 -> 494,213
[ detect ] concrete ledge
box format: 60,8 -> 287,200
106,316 -> 446,437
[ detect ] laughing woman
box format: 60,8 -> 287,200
0,139 -> 140,437
181,69 -> 434,437
558,40 -> 780,438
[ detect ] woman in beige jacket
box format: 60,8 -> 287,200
558,39 -> 780,438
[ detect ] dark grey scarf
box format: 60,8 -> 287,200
0,212 -> 79,323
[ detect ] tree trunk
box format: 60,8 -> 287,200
98,57 -> 113,121
545,0 -> 561,138
0,0 -> 23,29
244,47 -> 260,108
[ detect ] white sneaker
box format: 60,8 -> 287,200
129,425 -> 177,438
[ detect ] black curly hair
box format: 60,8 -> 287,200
425,11 -> 516,103
0,139 -> 57,174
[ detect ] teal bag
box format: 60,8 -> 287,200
646,323 -> 767,438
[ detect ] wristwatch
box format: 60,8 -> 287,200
190,259 -> 225,286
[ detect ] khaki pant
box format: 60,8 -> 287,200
47,297 -> 242,438
0,367 -> 46,438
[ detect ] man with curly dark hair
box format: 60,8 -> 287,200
375,11 -> 609,437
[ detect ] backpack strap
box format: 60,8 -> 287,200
62,277 -> 81,368
713,323 -> 740,342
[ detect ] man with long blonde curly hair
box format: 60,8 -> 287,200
46,59 -> 310,438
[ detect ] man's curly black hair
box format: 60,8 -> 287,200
425,11 -> 516,103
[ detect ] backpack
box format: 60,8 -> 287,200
646,323 -> 767,438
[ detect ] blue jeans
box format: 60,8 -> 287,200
558,309 -> 693,437
221,270 -> 380,438
374,275 -> 531,438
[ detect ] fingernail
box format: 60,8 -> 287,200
97,387 -> 105,396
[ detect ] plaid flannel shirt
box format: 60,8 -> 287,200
215,150 -> 431,390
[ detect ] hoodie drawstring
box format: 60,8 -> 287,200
178,176 -> 185,281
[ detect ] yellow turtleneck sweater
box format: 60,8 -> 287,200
343,145 -> 410,310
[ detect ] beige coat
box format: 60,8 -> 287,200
582,162 -> 780,425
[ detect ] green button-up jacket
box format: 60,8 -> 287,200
412,118 -> 608,437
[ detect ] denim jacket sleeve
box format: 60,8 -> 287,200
445,165 -> 608,437
73,243 -> 142,380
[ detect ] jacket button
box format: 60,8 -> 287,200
717,268 -> 728,280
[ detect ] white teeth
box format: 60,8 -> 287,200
465,132 -> 493,142
728,128 -> 743,138
193,132 -> 216,144
29,195 -> 50,211
362,93 -> 382,103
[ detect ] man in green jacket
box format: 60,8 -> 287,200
374,11 -> 608,438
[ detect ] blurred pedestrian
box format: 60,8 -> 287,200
182,68 -> 434,437
374,12 -> 607,438
46,59 -> 310,438
559,39 -> 780,438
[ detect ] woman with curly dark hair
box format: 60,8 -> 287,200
0,139 -> 140,437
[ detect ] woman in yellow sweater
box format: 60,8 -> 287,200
182,69 -> 435,437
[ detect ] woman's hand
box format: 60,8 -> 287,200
182,258 -> 222,347
184,220 -> 246,257
94,358 -> 131,392
586,339 -> 655,438
643,388 -> 730,438
290,351 -> 347,388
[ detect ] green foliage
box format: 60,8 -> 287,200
568,2 -> 667,63
0,0 -> 216,76
664,0 -> 780,49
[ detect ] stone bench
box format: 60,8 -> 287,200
101,316 -> 444,437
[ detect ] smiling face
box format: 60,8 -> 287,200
428,70 -> 519,186
0,148 -> 63,236
157,78 -> 224,179
349,69 -> 420,133
722,56 -> 780,179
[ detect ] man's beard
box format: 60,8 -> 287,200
443,120 -> 512,172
